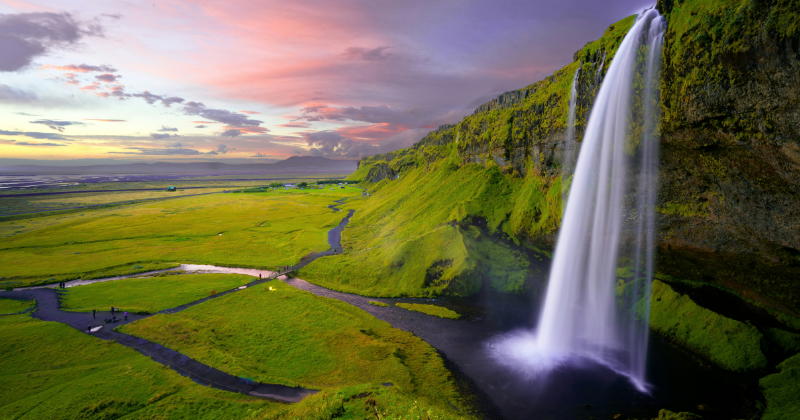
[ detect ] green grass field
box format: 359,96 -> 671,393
0,313 -> 274,419
396,303 -> 460,320
61,273 -> 254,313
0,187 -> 362,287
120,280 -> 468,416
0,298 -> 34,315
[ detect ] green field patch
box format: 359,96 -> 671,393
0,298 -> 34,315
61,273 -> 253,314
649,280 -> 768,372
0,190 -> 360,286
395,303 -> 460,320
119,280 -> 466,414
368,300 -> 391,307
0,314 -> 272,419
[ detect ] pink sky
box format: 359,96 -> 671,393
0,0 -> 653,163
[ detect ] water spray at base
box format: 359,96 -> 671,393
490,9 -> 666,393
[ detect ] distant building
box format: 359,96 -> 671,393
283,183 -> 296,188
166,186 -> 176,191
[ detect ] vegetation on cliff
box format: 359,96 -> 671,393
649,280 -> 768,371
759,352 -> 800,420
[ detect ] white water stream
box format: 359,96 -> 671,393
492,9 -> 666,392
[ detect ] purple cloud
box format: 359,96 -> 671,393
94,73 -> 119,82
342,46 -> 392,61
0,12 -> 104,72
0,129 -> 68,140
29,119 -> 86,132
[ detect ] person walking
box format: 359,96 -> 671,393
124,311 -> 128,321
92,309 -> 96,319
110,306 -> 114,314
87,325 -> 91,332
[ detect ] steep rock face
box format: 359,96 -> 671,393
365,162 -> 397,183
352,1 -> 800,315
655,0 -> 800,314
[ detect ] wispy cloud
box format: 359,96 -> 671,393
42,63 -> 116,73
12,141 -> 67,146
0,129 -> 68,140
30,119 -> 86,132
84,119 -> 126,122
157,126 -> 178,132
342,46 -> 392,61
239,110 -> 260,114
1,13 -> 106,72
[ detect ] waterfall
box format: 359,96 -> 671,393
595,51 -> 607,86
491,9 -> 666,392
562,61 -> 581,204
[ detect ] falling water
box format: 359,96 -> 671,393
561,61 -> 581,202
595,51 -> 607,86
491,9 -> 666,392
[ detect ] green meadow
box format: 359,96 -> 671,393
0,313 -> 273,419
0,298 -> 34,315
61,273 -> 254,314
0,186 -> 362,287
120,279 -> 469,415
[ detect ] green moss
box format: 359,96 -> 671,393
369,300 -> 391,307
765,328 -> 800,353
649,280 -> 768,371
395,303 -> 460,320
759,353 -> 800,420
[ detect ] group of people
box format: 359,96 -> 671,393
57,282 -> 67,288
283,265 -> 291,272
88,307 -> 128,329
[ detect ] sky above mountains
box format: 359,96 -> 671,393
1,0 -> 654,163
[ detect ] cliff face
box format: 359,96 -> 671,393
349,0 -> 800,315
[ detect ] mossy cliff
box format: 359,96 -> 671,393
336,2 -> 800,321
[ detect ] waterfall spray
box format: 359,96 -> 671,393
491,9 -> 666,392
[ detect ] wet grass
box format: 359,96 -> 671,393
61,273 -> 254,314
0,298 -> 34,315
0,313 -> 273,419
119,280 -> 468,416
396,303 -> 460,320
0,187 -> 362,287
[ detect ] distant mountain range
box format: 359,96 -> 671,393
0,156 -> 357,175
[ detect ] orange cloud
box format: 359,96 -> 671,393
239,110 -> 260,114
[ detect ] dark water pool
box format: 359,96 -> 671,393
390,291 -> 762,420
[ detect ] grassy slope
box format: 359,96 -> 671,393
759,352 -> 800,420
395,303 -> 460,320
61,273 -> 253,313
300,161 -> 558,297
649,280 -> 767,371
0,187 -> 360,287
297,17 -> 641,298
0,314 -> 272,419
0,298 -> 34,315
120,280 -> 468,416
